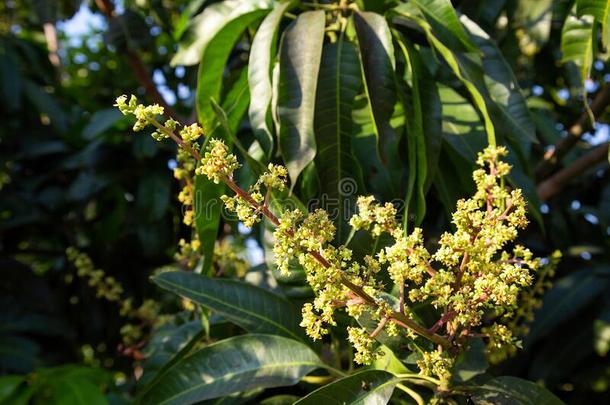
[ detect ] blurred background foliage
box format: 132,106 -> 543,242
0,0 -> 609,403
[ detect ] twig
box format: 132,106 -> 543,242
537,142 -> 609,201
369,317 -> 388,338
535,85 -> 610,180
43,23 -> 61,67
399,282 -> 405,315
96,0 -> 178,119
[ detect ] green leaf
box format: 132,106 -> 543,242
0,375 -> 25,403
434,85 -> 482,214
173,0 -> 207,40
395,34 -> 429,227
393,9 -> 496,147
172,0 -> 274,66
353,11 -> 399,163
372,345 -> 411,375
152,271 -> 308,343
561,8 -> 594,92
525,266 -> 610,346
0,43 -> 21,112
416,59 -> 442,194
470,376 -> 564,405
453,338 -> 488,383
140,319 -> 204,386
350,94 -> 398,201
36,366 -> 111,405
260,395 -> 300,404
460,15 -> 537,147
23,80 -> 68,133
577,0 -> 610,47
294,370 -> 399,405
409,0 -> 477,52
277,10 -> 325,186
51,378 -> 107,405
314,38 -> 364,242
138,334 -> 322,405
196,6 -> 270,132
82,108 -> 123,140
248,1 -> 296,158
195,67 -> 250,275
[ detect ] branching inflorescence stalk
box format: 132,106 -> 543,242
115,95 -> 548,377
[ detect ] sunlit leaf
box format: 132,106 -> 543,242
248,1 -> 296,158
561,8 -> 594,93
354,11 -> 399,164
294,370 -> 399,405
138,334 -> 322,405
195,6 -> 269,131
277,10 -> 325,186
314,38 -> 364,242
172,0 -> 275,66
577,0 -> 610,47
410,0 -> 477,52
152,271 -> 308,343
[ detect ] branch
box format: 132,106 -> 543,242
96,0 -> 178,119
535,85 -> 610,180
536,142 -> 609,201
42,22 -> 61,67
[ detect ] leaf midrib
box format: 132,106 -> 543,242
155,277 -> 303,342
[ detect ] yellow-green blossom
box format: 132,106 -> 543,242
196,139 -> 240,183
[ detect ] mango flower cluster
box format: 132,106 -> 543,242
348,146 -> 540,379
193,137 -> 542,378
220,163 -> 288,227
114,96 -> 547,382
195,139 -> 239,184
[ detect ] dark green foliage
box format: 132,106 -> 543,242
1,0 -> 610,404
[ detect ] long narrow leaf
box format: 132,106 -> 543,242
461,15 -> 537,148
277,10 -> 325,186
392,7 -> 497,147
152,271 -> 309,343
248,1 -> 296,158
172,0 -> 274,66
138,334 -> 322,405
410,0 -> 477,52
295,370 -> 399,405
196,6 -> 270,131
314,37 -> 364,243
353,11 -> 399,163
395,34 -> 428,227
561,8 -> 595,92
577,0 -> 610,47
